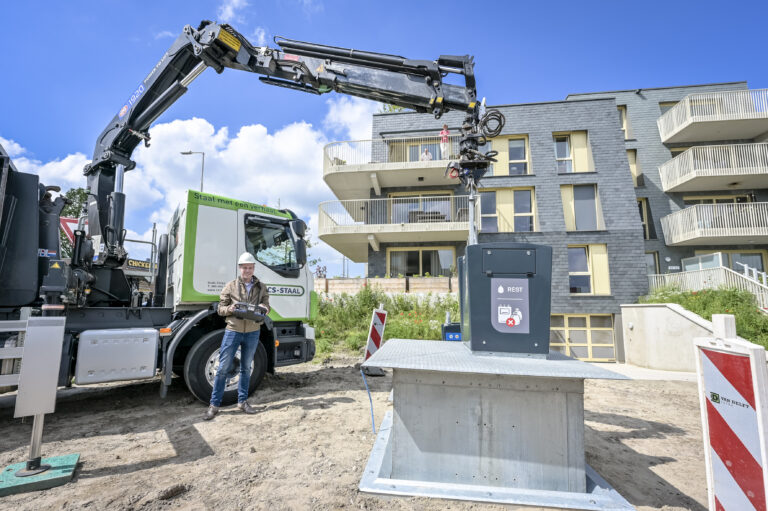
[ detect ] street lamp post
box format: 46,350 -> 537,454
180,151 -> 205,192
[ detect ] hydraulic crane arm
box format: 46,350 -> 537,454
84,20 -> 502,265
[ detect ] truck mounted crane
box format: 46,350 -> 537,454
0,20 -> 504,406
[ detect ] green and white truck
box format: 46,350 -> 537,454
163,190 -> 318,403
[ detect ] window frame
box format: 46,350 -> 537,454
626,149 -> 641,187
561,184 -> 604,231
550,314 -> 615,361
388,190 -> 454,223
695,249 -> 768,273
659,101 -> 679,116
567,245 -> 593,295
682,194 -> 751,206
637,198 -> 650,240
506,136 -> 530,175
479,190 -> 499,233
617,105 -> 629,139
480,187 -> 537,233
553,134 -> 573,173
386,246 -> 456,277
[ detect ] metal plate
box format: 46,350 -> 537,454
14,317 -> 66,418
362,339 -> 627,380
360,411 -> 635,511
75,328 -> 158,384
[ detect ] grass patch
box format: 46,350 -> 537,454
640,286 -> 768,348
310,287 -> 458,356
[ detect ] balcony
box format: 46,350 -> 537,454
660,203 -> 768,246
657,89 -> 768,143
318,195 -> 476,261
659,143 -> 768,192
323,135 -> 461,200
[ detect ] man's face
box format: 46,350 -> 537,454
239,263 -> 255,280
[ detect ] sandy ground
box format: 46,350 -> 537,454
0,357 -> 708,511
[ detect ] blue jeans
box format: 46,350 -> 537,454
210,329 -> 260,406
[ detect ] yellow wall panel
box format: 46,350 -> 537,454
496,189 -> 515,232
590,244 -> 611,295
491,137 -> 508,176
571,131 -> 592,172
560,185 -> 575,231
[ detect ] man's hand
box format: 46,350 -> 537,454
258,304 -> 269,314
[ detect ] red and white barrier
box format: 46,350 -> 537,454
695,315 -> 768,511
365,305 -> 387,361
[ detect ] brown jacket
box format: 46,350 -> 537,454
218,276 -> 270,332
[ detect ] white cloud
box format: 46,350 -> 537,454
251,26 -> 267,46
323,96 -> 379,141
218,0 -> 249,23
2,105 -> 365,277
299,0 -> 323,15
0,136 -> 25,158
154,30 -> 175,40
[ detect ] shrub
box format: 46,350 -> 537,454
640,287 -> 768,348
309,287 -> 459,356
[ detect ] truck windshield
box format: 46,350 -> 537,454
244,219 -> 298,277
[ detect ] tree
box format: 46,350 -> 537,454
303,226 -> 322,269
378,104 -> 405,113
59,187 -> 88,258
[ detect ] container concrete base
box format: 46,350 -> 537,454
360,340 -> 634,510
360,412 -> 633,510
0,453 -> 80,497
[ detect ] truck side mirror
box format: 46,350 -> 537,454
291,219 -> 306,238
295,238 -> 307,267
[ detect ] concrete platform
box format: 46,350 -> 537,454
360,339 -> 634,510
361,412 -> 634,510
0,453 -> 80,497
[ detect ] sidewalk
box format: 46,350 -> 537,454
592,362 -> 698,382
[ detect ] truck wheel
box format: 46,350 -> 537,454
183,329 -> 268,405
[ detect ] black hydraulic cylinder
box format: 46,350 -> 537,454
275,37 -> 408,68
107,191 -> 125,248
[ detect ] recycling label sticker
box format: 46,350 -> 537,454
490,278 -> 530,334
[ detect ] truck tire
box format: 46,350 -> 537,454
183,328 -> 268,405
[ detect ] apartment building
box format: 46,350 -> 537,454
318,82 -> 768,361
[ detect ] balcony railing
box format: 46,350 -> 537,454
657,89 -> 768,142
319,195 -> 473,231
659,143 -> 768,192
323,135 -> 463,172
661,203 -> 768,245
648,266 -> 768,310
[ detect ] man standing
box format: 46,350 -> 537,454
440,124 -> 450,159
204,252 -> 270,420
420,147 -> 433,161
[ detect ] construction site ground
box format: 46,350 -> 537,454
0,355 -> 707,510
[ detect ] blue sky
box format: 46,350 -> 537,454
2,0 -> 766,276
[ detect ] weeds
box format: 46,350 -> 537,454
310,287 -> 459,356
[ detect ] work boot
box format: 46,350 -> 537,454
237,401 -> 258,414
203,405 -> 219,420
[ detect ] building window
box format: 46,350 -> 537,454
478,139 -> 494,174
567,244 -> 611,295
561,184 -> 604,231
659,102 -> 678,115
389,191 -> 453,223
645,252 -> 659,275
406,141 -> 440,162
489,136 -> 529,176
508,138 -> 528,175
387,246 -> 455,277
480,191 -> 498,232
627,149 -> 642,187
554,135 -> 573,173
637,198 -> 650,240
480,188 -> 536,233
618,105 -> 631,139
550,314 -> 615,361
683,194 -> 751,206
696,250 -> 767,273
553,131 -> 592,173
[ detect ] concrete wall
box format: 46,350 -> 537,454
620,303 -> 747,372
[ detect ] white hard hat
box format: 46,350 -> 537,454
238,252 -> 257,265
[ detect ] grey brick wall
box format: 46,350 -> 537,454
565,82 -> 768,271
